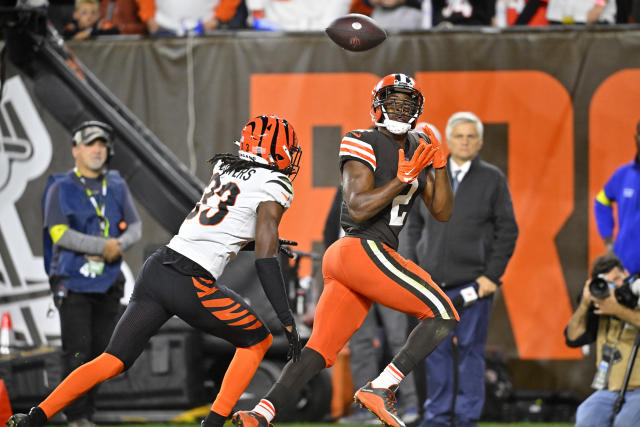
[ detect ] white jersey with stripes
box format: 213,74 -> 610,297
168,159 -> 293,279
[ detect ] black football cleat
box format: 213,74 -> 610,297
6,414 -> 28,427
354,382 -> 406,427
231,411 -> 272,427
6,407 -> 46,427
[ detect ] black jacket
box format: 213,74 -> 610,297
400,155 -> 518,288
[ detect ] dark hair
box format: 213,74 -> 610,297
591,254 -> 624,277
208,153 -> 273,174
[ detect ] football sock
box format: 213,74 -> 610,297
39,352 -> 124,419
253,399 -> 276,422
262,347 -> 326,414
25,407 -> 47,427
391,317 -> 457,374
211,334 -> 273,417
371,363 -> 404,389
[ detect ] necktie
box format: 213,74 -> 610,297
452,170 -> 461,195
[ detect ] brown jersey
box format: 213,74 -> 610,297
338,128 -> 429,250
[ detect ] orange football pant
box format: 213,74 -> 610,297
306,237 -> 458,367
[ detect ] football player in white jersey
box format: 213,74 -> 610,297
7,115 -> 303,427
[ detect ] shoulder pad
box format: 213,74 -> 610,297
340,130 -> 377,170
264,172 -> 294,208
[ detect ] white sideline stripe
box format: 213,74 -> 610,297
367,240 -> 450,319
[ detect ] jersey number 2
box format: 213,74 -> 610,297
389,180 -> 418,226
186,172 -> 240,226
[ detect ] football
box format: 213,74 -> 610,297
325,14 -> 387,52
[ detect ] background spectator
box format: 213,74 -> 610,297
433,0 -> 496,26
594,120 -> 640,276
546,0 -> 616,24
368,0 -> 424,30
62,0 -> 120,40
136,0 -> 247,36
42,121 -> 141,427
246,0 -> 350,30
99,0 -> 146,35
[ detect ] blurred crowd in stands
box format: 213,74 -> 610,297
49,0 -> 640,40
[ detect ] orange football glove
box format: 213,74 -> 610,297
397,141 -> 433,183
421,127 -> 447,169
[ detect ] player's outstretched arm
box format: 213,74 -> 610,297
254,201 -> 301,362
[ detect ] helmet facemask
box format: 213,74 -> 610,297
281,142 -> 302,181
370,74 -> 424,135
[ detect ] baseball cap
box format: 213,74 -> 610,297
72,122 -> 112,146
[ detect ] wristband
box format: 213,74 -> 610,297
594,0 -> 605,6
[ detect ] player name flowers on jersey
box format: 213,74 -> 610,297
340,132 -> 377,170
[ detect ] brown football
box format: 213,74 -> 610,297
325,14 -> 387,52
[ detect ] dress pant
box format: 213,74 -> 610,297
421,288 -> 493,427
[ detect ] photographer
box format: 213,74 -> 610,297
565,254 -> 640,427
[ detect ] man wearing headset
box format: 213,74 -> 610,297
42,120 -> 141,427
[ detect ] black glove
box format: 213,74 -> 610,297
279,239 -> 298,259
241,239 -> 297,258
283,322 -> 301,362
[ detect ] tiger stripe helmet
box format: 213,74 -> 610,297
370,73 -> 424,135
238,115 -> 302,180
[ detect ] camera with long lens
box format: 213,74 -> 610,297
589,273 -> 640,309
589,274 -> 613,299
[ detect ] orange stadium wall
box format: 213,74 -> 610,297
1,28 -> 640,396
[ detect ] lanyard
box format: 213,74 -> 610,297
603,317 -> 626,357
74,168 -> 109,237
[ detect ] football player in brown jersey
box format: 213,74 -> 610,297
233,74 -> 459,427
